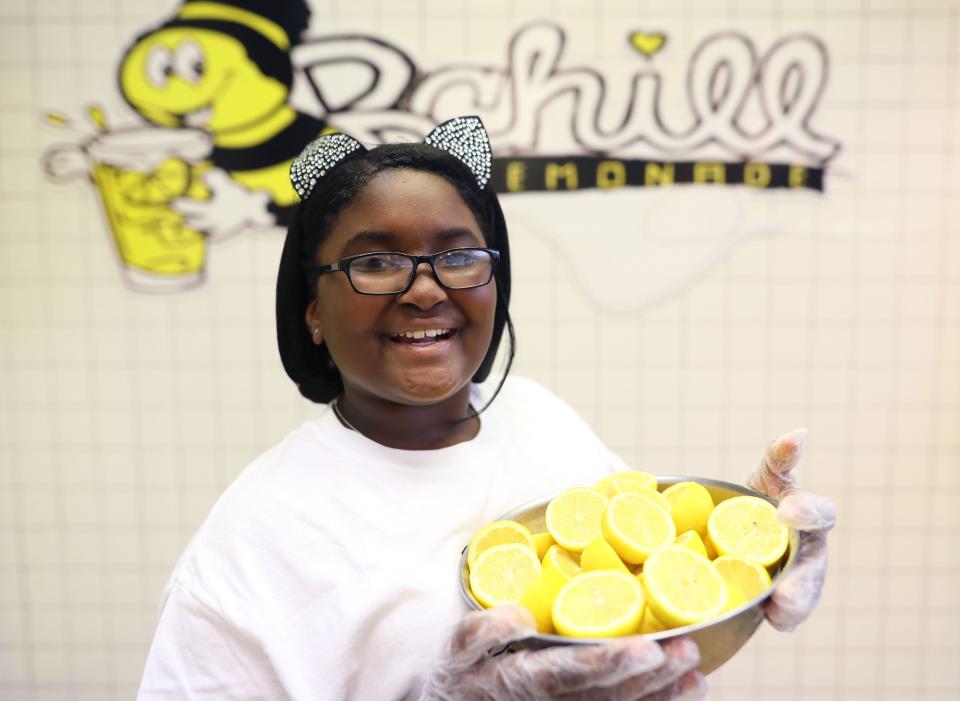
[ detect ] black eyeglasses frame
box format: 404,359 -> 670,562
306,247 -> 501,296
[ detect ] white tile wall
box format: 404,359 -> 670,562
1,1 -> 958,699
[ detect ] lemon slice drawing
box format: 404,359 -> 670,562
122,157 -> 190,205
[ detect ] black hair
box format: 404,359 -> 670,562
276,142 -> 516,410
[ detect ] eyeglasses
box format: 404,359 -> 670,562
308,247 -> 500,295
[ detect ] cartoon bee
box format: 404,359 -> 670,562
118,0 -> 327,236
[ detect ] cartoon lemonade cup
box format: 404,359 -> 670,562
46,126 -> 213,291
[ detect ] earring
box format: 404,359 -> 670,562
311,327 -> 322,344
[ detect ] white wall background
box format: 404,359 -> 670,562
1,1 -> 958,699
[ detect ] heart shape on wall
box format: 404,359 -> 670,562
630,31 -> 667,58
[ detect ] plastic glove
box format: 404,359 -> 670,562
747,428 -> 836,632
419,604 -> 707,701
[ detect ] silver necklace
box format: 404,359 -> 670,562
331,396 -> 480,434
330,396 -> 360,432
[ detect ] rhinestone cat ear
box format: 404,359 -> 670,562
290,132 -> 367,200
423,116 -> 493,189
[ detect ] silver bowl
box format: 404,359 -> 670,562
458,476 -> 799,675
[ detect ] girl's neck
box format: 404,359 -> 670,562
334,387 -> 480,450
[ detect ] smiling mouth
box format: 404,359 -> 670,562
389,328 -> 456,345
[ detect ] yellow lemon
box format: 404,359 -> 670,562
641,545 -> 729,628
662,482 -> 714,536
580,535 -> 631,574
545,487 -> 609,553
594,471 -> 658,496
723,584 -> 748,612
542,544 -> 581,578
602,493 -> 676,565
469,543 -> 542,609
707,496 -> 789,567
638,605 -> 667,634
552,570 -> 645,638
703,531 -> 718,559
612,482 -> 672,511
467,520 -> 536,569
713,555 -> 772,601
532,532 -> 555,560
593,474 -> 619,497
674,530 -> 709,559
519,558 -> 572,633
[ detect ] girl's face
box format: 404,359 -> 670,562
305,169 -> 497,408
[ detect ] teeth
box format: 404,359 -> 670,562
393,328 -> 450,339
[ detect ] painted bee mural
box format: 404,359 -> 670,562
43,1 -> 839,309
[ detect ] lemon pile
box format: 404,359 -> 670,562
466,473 -> 788,637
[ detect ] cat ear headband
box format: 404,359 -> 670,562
290,115 -> 493,200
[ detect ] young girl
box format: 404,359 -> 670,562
138,117 -> 835,700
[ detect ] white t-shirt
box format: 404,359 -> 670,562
137,376 -> 630,700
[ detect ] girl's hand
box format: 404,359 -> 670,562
747,428 -> 837,632
419,605 -> 707,700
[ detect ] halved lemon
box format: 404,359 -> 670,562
703,531 -> 718,559
580,534 -> 631,574
602,493 -> 676,565
542,544 -> 581,578
519,557 -> 574,633
469,543 -> 542,608
545,487 -> 609,553
642,545 -> 729,628
638,605 -> 667,634
532,532 -> 555,560
552,570 -> 645,638
674,530 -> 709,559
707,496 -> 788,567
611,482 -> 672,512
467,520 -> 536,569
662,481 -> 714,536
724,585 -> 748,611
594,470 -> 658,496
713,555 -> 772,600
